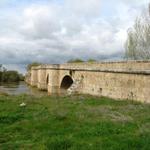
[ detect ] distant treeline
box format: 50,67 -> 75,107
0,65 -> 24,82
67,58 -> 97,63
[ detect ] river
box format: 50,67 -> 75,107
0,82 -> 47,96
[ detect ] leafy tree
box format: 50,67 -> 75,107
27,62 -> 42,71
0,64 -> 2,71
0,64 -> 2,82
19,74 -> 25,81
125,5 -> 150,60
0,71 -> 2,82
67,59 -> 84,63
0,64 -> 24,83
87,59 -> 97,62
2,71 -> 20,82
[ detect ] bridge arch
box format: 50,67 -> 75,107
60,75 -> 73,90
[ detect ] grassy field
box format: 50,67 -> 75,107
0,94 -> 150,150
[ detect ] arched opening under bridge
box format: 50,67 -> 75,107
60,75 -> 73,90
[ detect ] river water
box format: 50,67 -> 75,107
0,82 -> 47,96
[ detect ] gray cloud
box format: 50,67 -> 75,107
0,0 -> 149,73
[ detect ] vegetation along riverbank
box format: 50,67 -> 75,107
0,94 -> 150,149
0,65 -> 24,83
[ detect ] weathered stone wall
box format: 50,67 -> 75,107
27,61 -> 150,103
73,71 -> 150,103
59,61 -> 150,71
30,68 -> 38,87
47,69 -> 60,94
37,68 -> 47,90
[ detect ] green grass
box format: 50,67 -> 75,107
0,94 -> 150,150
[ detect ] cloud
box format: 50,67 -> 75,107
0,0 -> 149,73
64,0 -> 101,17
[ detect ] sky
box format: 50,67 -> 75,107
0,0 -> 149,73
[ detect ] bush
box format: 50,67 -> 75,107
27,62 -> 42,71
2,71 -> 20,82
0,71 -> 2,82
0,65 -> 24,83
87,59 -> 97,62
67,59 -> 84,63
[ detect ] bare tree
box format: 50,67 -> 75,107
125,4 -> 150,60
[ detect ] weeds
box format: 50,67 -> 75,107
0,94 -> 150,149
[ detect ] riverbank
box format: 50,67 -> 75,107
0,94 -> 150,149
0,82 -> 47,96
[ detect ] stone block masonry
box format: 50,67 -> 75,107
25,61 -> 150,103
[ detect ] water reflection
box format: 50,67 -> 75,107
0,82 -> 47,96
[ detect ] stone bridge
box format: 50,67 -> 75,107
25,61 -> 150,103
